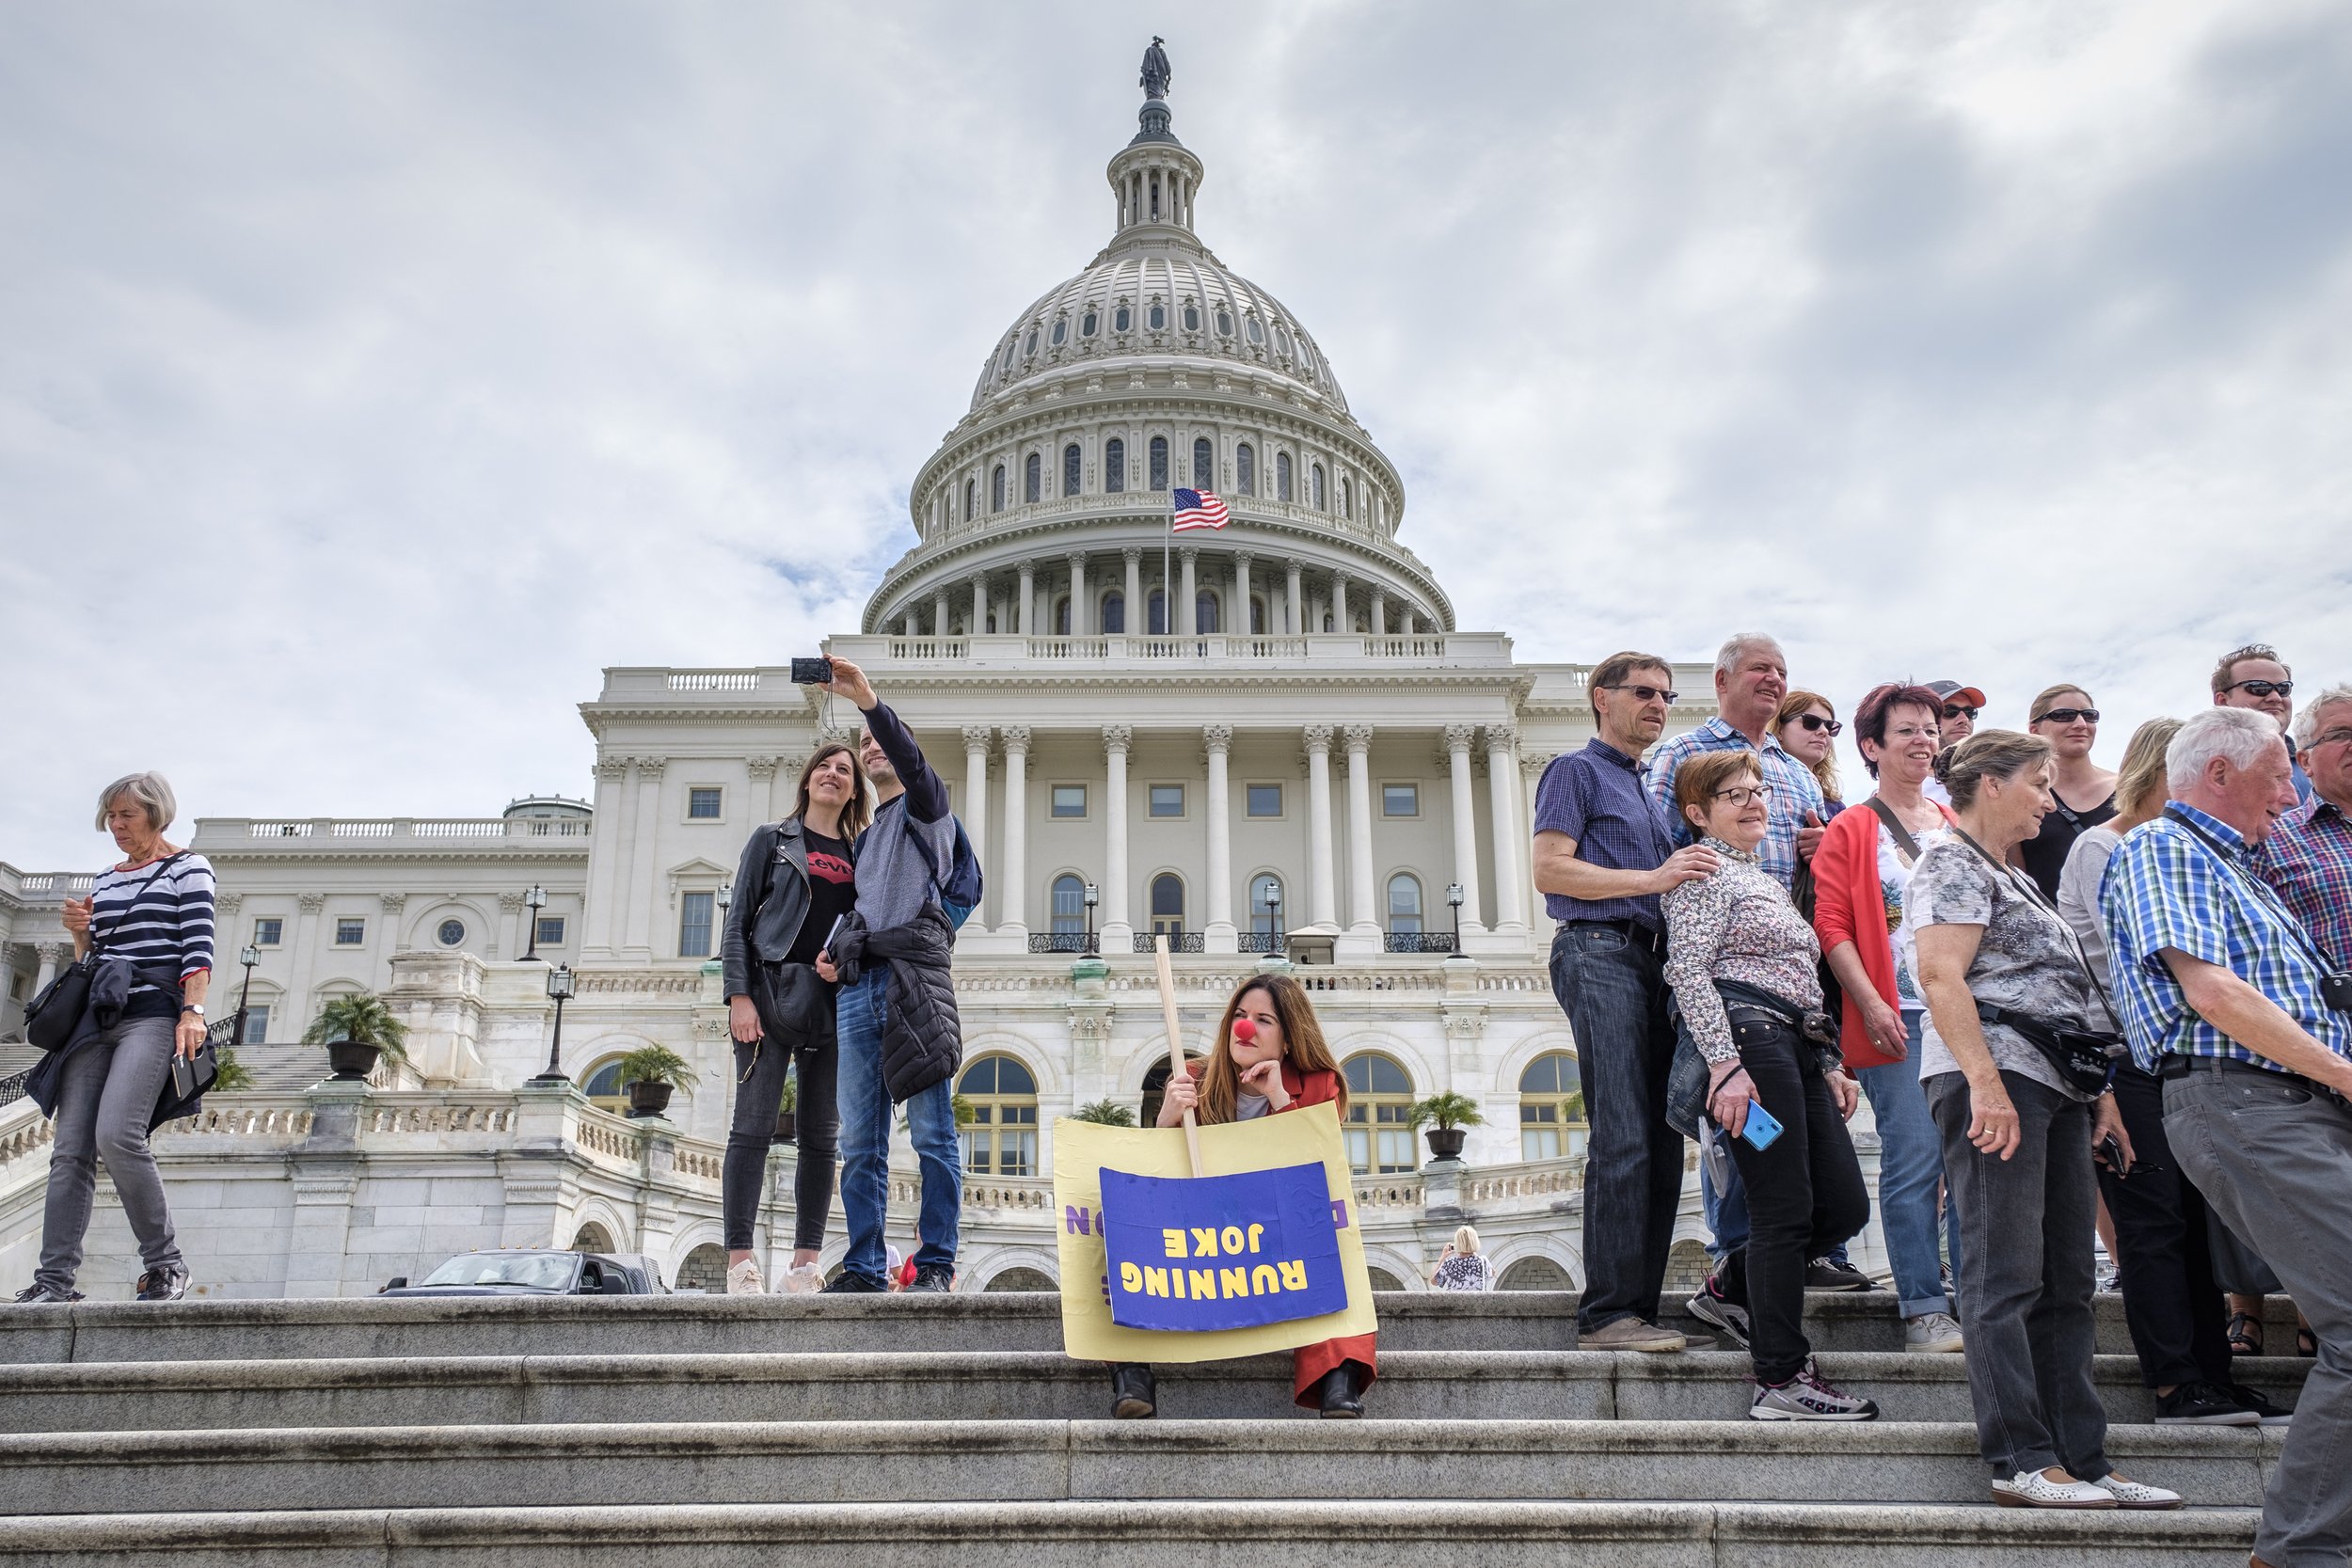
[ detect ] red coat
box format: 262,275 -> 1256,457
1809,799 -> 1951,1069
1183,1058 -> 1343,1118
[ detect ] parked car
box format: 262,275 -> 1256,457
379,1249 -> 668,1297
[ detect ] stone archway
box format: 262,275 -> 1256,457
1366,1266 -> 1406,1292
1664,1239 -> 1712,1294
570,1222 -> 616,1253
676,1243 -> 728,1294
1498,1255 -> 1574,1291
984,1267 -> 1057,1292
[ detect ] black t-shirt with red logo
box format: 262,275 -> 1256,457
785,831 -> 858,967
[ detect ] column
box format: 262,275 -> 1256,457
931,588 -> 949,637
1000,726 -> 1030,936
1068,553 -> 1089,637
1370,587 -> 1388,637
289,891 -> 326,1029
746,754 -> 782,820
960,727 -> 992,932
497,891 -> 524,960
1233,552 -> 1252,637
1522,752 -> 1553,929
1304,725 -> 1338,929
1179,546 -> 1199,635
970,575 -> 987,638
623,757 -> 665,959
1486,724 -> 1528,936
1444,724 -> 1486,936
1122,547 -> 1142,638
1101,725 -> 1133,950
32,942 -> 68,996
1343,724 -> 1378,933
379,892 -> 408,954
581,754 -> 632,957
1286,560 -> 1304,636
1203,724 -> 1234,950
1332,573 -> 1350,634
1017,562 -> 1035,635
899,610 -> 914,636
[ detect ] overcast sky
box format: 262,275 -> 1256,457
6,1 -> 2349,870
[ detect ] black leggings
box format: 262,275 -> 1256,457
722,997 -> 838,1253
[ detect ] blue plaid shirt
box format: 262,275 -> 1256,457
2256,797 -> 2352,968
1645,716 -> 1825,891
1533,737 -> 1678,932
2100,801 -> 2352,1074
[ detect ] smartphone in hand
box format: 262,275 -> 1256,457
1740,1100 -> 1785,1151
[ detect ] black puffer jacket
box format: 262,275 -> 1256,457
830,905 -> 960,1102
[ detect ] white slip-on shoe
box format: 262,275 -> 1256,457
1904,1310 -> 1964,1354
725,1258 -> 765,1295
2097,1473 -> 2185,1511
1991,1468 -> 2119,1509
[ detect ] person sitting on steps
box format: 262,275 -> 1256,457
1110,974 -> 1377,1420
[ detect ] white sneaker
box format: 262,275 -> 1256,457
725,1258 -> 764,1295
1904,1310 -> 1964,1353
775,1261 -> 824,1295
1991,1468 -> 2118,1509
2096,1473 -> 2184,1511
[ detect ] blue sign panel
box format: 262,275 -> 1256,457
1100,1162 -> 1347,1332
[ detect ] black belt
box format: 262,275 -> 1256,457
1563,918 -> 1665,954
2159,1053 -> 2346,1108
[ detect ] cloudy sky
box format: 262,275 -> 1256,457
6,1 -> 2348,869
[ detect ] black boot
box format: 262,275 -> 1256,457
1110,1362 -> 1157,1418
1316,1362 -> 1367,1418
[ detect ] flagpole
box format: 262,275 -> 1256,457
1164,497 -> 1173,640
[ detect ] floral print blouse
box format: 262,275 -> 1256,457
1662,836 -> 1824,1065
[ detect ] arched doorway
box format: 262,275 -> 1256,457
985,1267 -> 1057,1292
1499,1256 -> 1574,1291
676,1243 -> 727,1294
570,1221 -> 616,1254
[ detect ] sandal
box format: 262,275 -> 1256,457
2227,1311 -> 2263,1357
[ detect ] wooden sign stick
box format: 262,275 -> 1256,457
1152,934 -> 1203,1177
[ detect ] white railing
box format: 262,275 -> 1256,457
863,633 -> 1502,666
666,670 -> 761,691
11,873 -> 94,894
215,818 -> 591,846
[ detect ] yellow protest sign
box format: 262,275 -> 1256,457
1052,1101 -> 1377,1363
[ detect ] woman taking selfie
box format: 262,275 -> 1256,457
1662,751 -> 1875,1420
718,744 -> 869,1295
1115,973 -> 1376,1419
1909,732 -> 2180,1509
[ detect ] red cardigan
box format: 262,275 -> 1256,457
1184,1059 -> 1342,1118
1809,800 -> 1950,1069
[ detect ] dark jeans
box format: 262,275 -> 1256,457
1715,1014 -> 1869,1386
722,977 -> 838,1254
2098,1064 -> 2233,1392
1549,923 -> 1681,1334
1929,1069 -> 2108,1481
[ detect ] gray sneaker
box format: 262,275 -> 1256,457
1904,1310 -> 1964,1353
1750,1359 -> 1879,1421
133,1263 -> 189,1303
1581,1315 -> 1688,1353
1685,1280 -> 1752,1349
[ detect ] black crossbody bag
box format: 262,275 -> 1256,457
22,853 -> 186,1053
1950,831 -> 2124,1096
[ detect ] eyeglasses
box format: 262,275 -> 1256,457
2224,679 -> 2295,699
1710,784 -> 1772,807
2312,727 -> 2352,749
1794,714 -> 1843,736
2036,707 -> 2101,725
1599,683 -> 1678,705
1941,705 -> 1979,721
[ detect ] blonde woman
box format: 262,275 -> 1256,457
1431,1226 -> 1497,1291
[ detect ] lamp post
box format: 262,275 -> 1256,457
1083,881 -> 1099,955
235,943 -> 260,1046
518,884 -> 548,961
1447,882 -> 1464,954
1265,883 -> 1283,953
531,963 -> 576,1085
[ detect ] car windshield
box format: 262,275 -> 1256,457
416,1254 -> 577,1290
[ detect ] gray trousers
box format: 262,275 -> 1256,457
36,1013 -> 183,1291
2164,1067 -> 2352,1568
1926,1069 -> 2109,1481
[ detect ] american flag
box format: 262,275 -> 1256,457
1171,488 -> 1230,531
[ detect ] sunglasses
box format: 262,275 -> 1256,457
2036,707 -> 2101,725
1941,705 -> 1979,721
1599,683 -> 1678,705
2224,679 -> 2294,699
1793,713 -> 1843,736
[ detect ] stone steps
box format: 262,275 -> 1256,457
0,1498 -> 2270,1567
0,1347 -> 2311,1433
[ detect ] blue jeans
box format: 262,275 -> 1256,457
1548,923 -> 1682,1334
1855,1014 -> 1962,1318
834,968 -> 960,1283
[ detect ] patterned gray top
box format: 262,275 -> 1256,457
1662,837 -> 1823,1066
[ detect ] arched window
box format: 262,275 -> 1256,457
1247,316 -> 1264,344
1024,451 -> 1041,503
963,479 -> 976,521
1102,591 -> 1124,634
1250,873 -> 1284,937
1518,1051 -> 1588,1161
1192,436 -> 1213,487
1311,464 -> 1327,511
1250,594 -> 1267,634
1342,1054 -> 1416,1175
1276,452 -> 1293,502
1236,443 -> 1255,496
1146,587 -> 1167,635
1082,310 -> 1099,337
1195,590 -> 1220,634
1105,437 -> 1125,494
1114,305 -> 1133,333
1149,436 -> 1168,490
958,1054 -> 1039,1176
581,1058 -> 632,1117
1388,874 -> 1423,934
1051,875 -> 1088,937
1050,318 -> 1067,346
992,465 -> 1007,513
1216,309 -> 1233,337
1054,595 -> 1071,636
1182,304 -> 1200,332
1147,302 -> 1167,330
1022,327 -> 1038,357
1150,873 -> 1184,938
1063,443 -> 1082,497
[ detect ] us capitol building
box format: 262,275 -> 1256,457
0,58 -> 1879,1299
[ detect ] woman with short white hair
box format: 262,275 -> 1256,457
14,773 -> 215,1304
1430,1226 -> 1496,1291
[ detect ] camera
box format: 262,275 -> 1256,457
789,657 -> 834,685
2322,972 -> 2352,1015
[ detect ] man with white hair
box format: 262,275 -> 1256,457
2103,705 -> 2352,1568
2258,684 -> 2352,968
1646,634 -> 1827,889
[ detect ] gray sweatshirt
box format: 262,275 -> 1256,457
855,700 -> 960,933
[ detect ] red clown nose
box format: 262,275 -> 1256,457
1231,1017 -> 1257,1043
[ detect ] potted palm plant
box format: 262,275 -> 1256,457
616,1045 -> 693,1118
303,993 -> 411,1082
1407,1090 -> 1486,1164
1073,1098 -> 1137,1127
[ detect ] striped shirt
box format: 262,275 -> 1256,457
89,853 -> 216,1017
2099,804 -> 2349,1074
2255,797 -> 2352,968
1646,716 -> 1825,891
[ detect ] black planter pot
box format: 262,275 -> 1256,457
773,1108 -> 798,1146
326,1040 -> 381,1082
627,1080 -> 675,1119
1423,1127 -> 1468,1162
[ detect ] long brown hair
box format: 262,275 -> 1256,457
792,744 -> 871,839
1197,972 -> 1346,1126
1774,689 -> 1842,802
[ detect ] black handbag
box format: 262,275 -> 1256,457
22,853 -> 185,1052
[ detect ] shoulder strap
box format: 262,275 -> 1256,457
1950,829 -> 2123,1032
1864,797 -> 1924,863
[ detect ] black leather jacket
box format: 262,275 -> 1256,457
722,816 -> 825,1002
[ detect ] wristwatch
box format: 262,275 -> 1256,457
182,1005 -> 206,1018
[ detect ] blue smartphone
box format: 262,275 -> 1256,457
1740,1100 -> 1784,1150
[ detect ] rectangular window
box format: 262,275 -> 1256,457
536,915 -> 566,948
253,917 -> 283,947
1148,784 -> 1184,818
1382,783 -> 1420,817
334,918 -> 366,945
687,786 -> 723,819
678,892 -> 715,958
241,1004 -> 271,1046
1246,784 -> 1283,818
1051,784 -> 1088,819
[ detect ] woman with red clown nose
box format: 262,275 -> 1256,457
1109,972 -> 1380,1419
